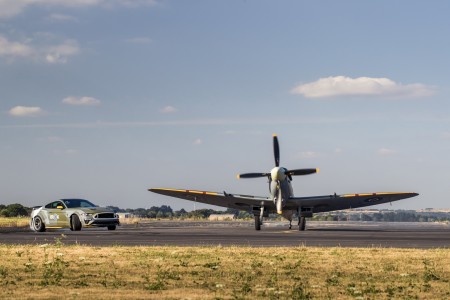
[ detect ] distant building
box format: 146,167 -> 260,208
209,214 -> 235,221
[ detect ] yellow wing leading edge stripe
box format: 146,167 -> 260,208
341,192 -> 415,198
151,188 -> 218,196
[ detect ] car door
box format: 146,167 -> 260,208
46,201 -> 69,227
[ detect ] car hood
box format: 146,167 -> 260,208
77,207 -> 114,214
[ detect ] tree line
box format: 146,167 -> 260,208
106,205 -> 253,219
0,203 -> 251,219
313,210 -> 450,223
0,204 -> 30,217
2,203 -> 450,222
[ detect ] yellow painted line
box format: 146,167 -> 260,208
46,226 -> 64,229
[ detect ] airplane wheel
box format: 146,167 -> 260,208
299,217 -> 306,231
254,215 -> 261,231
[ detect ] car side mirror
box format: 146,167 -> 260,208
56,205 -> 64,210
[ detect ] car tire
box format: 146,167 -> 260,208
107,225 -> 116,231
71,214 -> 82,231
33,216 -> 46,232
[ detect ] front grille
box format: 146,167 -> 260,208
95,213 -> 115,219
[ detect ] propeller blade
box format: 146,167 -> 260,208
237,173 -> 270,179
286,168 -> 320,176
273,134 -> 280,167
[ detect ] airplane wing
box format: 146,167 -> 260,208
286,192 -> 419,213
149,188 -> 273,211
150,188 -> 418,214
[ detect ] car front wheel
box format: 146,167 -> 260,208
71,214 -> 82,231
33,216 -> 46,232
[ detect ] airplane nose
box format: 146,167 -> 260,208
271,167 -> 286,181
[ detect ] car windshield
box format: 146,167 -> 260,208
63,199 -> 97,208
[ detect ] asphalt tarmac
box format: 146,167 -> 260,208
1,221 -> 449,248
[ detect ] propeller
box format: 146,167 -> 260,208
273,134 -> 280,167
237,173 -> 269,179
237,134 -> 319,180
286,168 -> 319,176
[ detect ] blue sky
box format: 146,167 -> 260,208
1,0 -> 449,210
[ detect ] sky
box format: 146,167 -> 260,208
1,0 -> 450,211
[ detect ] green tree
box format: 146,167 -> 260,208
0,204 -> 29,217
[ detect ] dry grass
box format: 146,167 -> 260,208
0,217 -> 29,230
0,241 -> 449,299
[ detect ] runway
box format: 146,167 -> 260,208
1,221 -> 450,248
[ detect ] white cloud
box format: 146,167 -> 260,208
62,96 -> 101,106
291,76 -> 435,98
297,151 -> 320,159
160,105 -> 176,113
106,0 -> 159,7
0,35 -> 80,64
65,149 -> 78,155
0,0 -> 160,19
53,148 -> 79,155
193,139 -> 202,145
378,148 -> 398,156
45,39 -> 80,64
125,37 -> 152,44
47,13 -> 78,22
8,106 -> 45,117
0,117 -> 356,129
0,36 -> 33,58
0,1 -> 27,19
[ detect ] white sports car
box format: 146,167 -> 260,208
30,199 -> 120,232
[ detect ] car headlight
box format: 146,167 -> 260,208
81,213 -> 93,219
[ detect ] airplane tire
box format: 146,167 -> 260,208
254,216 -> 261,231
299,217 -> 306,231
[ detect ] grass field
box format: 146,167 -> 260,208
0,217 -> 29,229
0,240 -> 449,299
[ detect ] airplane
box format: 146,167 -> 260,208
149,135 -> 418,231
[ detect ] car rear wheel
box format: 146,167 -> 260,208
33,216 -> 46,232
107,225 -> 116,230
71,214 -> 82,231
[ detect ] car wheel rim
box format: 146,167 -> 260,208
34,218 -> 41,229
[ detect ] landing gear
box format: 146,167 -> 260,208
254,215 -> 261,231
298,216 -> 306,231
